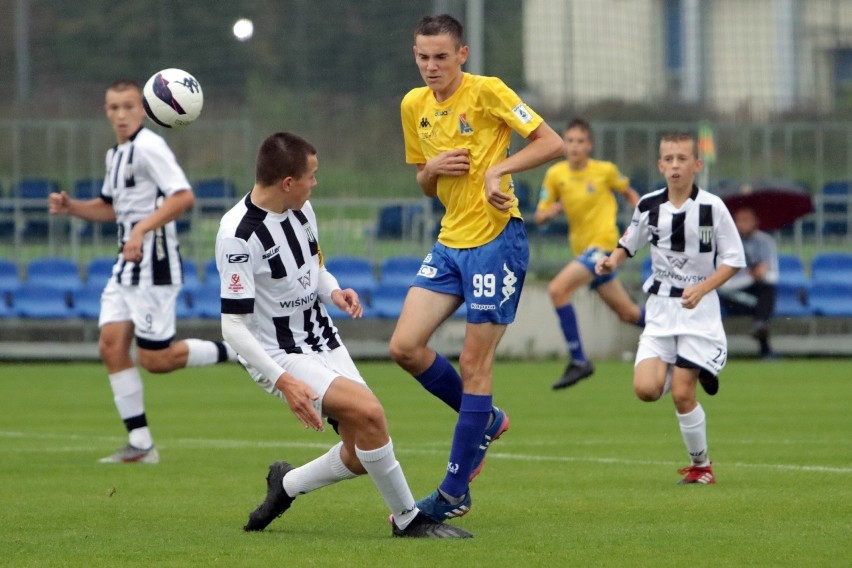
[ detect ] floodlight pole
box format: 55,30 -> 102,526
15,0 -> 30,102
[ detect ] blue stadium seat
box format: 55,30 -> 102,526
182,259 -> 202,292
12,286 -> 75,319
773,283 -> 812,318
191,287 -> 221,319
810,252 -> 852,285
378,255 -> 424,287
194,178 -> 238,213
203,258 -> 220,289
176,288 -> 196,319
776,254 -> 810,289
85,256 -> 116,290
820,181 -> 849,236
370,282 -> 410,319
324,256 -> 377,304
72,287 -> 102,319
0,259 -> 23,296
12,178 -> 62,239
25,257 -> 83,293
73,178 -> 104,198
808,282 -> 852,317
373,203 -> 425,240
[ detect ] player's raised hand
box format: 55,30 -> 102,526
274,372 -> 324,432
48,191 -> 70,215
331,288 -> 363,319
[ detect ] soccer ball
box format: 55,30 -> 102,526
142,68 -> 204,128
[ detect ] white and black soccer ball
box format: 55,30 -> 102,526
142,68 -> 203,128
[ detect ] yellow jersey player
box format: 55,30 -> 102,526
534,118 -> 644,390
390,14 -> 563,524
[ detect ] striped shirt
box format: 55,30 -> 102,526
216,196 -> 341,355
619,185 -> 745,297
100,126 -> 190,286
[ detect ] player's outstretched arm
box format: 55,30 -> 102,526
484,122 -> 563,211
48,191 -> 116,222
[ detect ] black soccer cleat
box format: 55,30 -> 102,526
244,461 -> 296,531
391,512 -> 473,538
552,360 -> 595,390
697,369 -> 719,396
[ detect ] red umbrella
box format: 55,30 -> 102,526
717,180 -> 814,231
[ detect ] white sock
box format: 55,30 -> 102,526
184,339 -> 226,367
677,403 -> 709,466
355,440 -> 418,530
108,368 -> 153,449
283,442 -> 358,497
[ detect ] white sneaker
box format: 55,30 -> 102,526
98,444 -> 160,464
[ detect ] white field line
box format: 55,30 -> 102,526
2,430 -> 850,474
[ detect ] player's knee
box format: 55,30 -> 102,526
388,335 -> 417,369
137,350 -> 173,374
546,280 -> 571,304
634,381 -> 662,402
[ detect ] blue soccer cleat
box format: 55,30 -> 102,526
469,406 -> 510,481
416,489 -> 472,523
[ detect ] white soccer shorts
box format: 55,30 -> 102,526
635,293 -> 728,377
243,344 -> 368,417
99,279 -> 179,345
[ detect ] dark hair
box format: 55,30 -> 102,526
107,79 -> 141,95
414,14 -> 464,47
255,132 -> 317,186
565,117 -> 593,142
659,131 -> 698,158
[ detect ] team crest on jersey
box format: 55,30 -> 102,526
302,223 -> 317,243
699,226 -> 713,245
667,255 -> 689,269
459,113 -> 473,135
227,273 -> 245,293
512,103 -> 533,124
297,273 -> 311,289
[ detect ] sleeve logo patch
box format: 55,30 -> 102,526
512,103 -> 533,124
227,253 -> 249,263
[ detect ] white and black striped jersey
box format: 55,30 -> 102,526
619,185 -> 745,297
216,196 -> 341,355
100,126 -> 191,286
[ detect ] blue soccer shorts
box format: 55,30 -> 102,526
412,218 -> 528,324
575,246 -> 617,290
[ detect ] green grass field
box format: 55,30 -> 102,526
1,359 -> 850,567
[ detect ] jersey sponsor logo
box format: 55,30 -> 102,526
227,273 -> 245,293
512,103 -> 533,124
499,263 -> 517,307
262,246 -> 280,260
667,255 -> 689,269
227,253 -> 249,263
297,273 -> 311,289
653,267 -> 705,284
417,265 -> 437,278
459,113 -> 473,135
278,291 -> 317,308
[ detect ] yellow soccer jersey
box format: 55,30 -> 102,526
401,73 -> 543,248
536,159 -> 630,255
